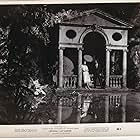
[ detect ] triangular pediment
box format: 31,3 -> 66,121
62,9 -> 133,28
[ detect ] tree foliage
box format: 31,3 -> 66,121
0,5 -> 74,124
0,4 -> 140,124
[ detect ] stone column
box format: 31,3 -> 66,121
57,98 -> 63,124
78,47 -> 83,88
106,48 -> 111,88
123,49 -> 127,88
58,47 -> 64,88
121,95 -> 127,122
105,95 -> 109,122
76,93 -> 82,123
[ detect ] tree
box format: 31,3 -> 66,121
0,5 -> 87,124
127,4 -> 140,89
0,4 -> 139,124
0,5 -> 62,123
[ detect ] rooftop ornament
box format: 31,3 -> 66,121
89,24 -> 103,32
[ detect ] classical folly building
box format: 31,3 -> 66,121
56,9 -> 133,124
57,9 -> 133,90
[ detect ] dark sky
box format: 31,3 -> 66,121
47,3 -> 138,21
0,3 -> 138,22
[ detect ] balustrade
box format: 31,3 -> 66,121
109,95 -> 121,107
63,75 -> 78,89
63,75 -> 123,89
109,75 -> 122,88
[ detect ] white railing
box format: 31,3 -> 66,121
63,75 -> 77,89
63,75 -> 123,89
109,75 -> 122,88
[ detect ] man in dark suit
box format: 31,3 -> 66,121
93,59 -> 104,88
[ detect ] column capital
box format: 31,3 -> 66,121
106,48 -> 112,52
77,47 -> 84,51
123,48 -> 128,52
59,47 -> 65,50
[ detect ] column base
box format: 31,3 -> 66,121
105,86 -> 128,92
57,87 -> 64,91
122,87 -> 128,91
105,86 -> 111,90
77,86 -> 83,89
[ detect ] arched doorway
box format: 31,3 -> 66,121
83,31 -> 106,88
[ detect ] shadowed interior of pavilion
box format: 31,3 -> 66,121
83,31 -> 106,89
63,31 -> 123,90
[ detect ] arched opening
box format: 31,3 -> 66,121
63,48 -> 78,88
83,31 -> 106,88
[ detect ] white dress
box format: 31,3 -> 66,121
81,64 -> 91,84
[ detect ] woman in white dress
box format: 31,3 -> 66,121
81,61 -> 91,89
